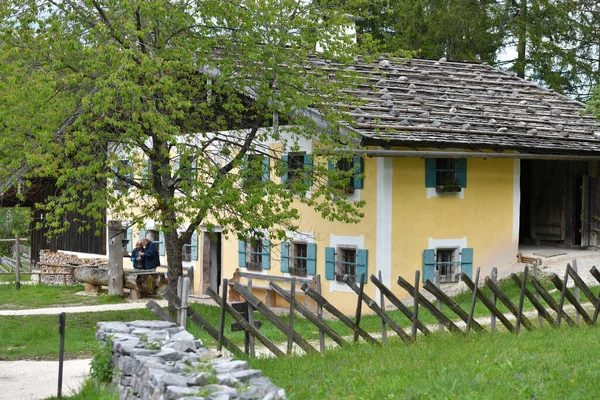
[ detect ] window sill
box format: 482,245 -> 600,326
427,187 -> 464,199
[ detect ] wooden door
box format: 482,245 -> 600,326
530,161 -> 566,241
588,177 -> 600,248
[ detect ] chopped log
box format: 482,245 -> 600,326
74,266 -> 165,297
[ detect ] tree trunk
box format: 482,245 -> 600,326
516,0 -> 527,78
165,228 -> 184,315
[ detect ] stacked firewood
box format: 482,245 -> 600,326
39,249 -> 108,267
36,250 -> 108,285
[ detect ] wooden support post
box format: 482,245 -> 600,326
466,267 -> 480,333
287,278 -> 296,355
15,233 -> 20,291
247,278 -> 255,357
485,276 -> 533,331
490,267 -> 497,332
107,220 -> 124,296
530,276 -> 576,327
434,269 -> 442,332
205,286 -> 281,357
573,260 -> 580,325
316,275 -> 325,352
217,279 -> 228,351
515,265 -> 529,334
270,282 -> 347,348
556,267 -> 569,327
412,270 -> 420,340
353,274 -> 365,343
397,275 -> 459,333
511,274 -> 555,326
533,264 -> 543,328
343,275 -> 412,343
146,299 -> 176,323
371,275 -> 430,335
462,273 -> 514,332
551,272 -> 593,325
177,276 -> 189,328
301,283 -> 379,345
233,282 -> 318,354
378,271 -> 387,345
160,287 -> 242,355
423,280 -> 486,333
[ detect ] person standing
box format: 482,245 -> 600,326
130,241 -> 144,269
140,237 -> 161,270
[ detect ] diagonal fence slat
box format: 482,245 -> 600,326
567,265 -> 598,305
301,283 -> 379,345
370,274 -> 430,335
233,282 -> 319,354
530,276 -> 576,327
268,282 -> 348,348
485,276 -> 533,331
343,276 -> 412,343
205,287 -> 284,357
423,280 -> 486,333
550,273 -> 593,325
510,274 -> 555,327
461,273 -> 514,332
397,276 -> 461,333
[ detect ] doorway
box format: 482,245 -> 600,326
201,231 -> 222,294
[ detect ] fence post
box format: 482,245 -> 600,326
434,269 -> 442,332
379,271 -> 387,344
247,278 -> 255,357
490,267 -> 497,332
57,312 -> 66,398
316,275 -> 325,352
107,220 -> 124,296
412,270 -> 420,340
15,233 -> 21,291
533,263 -> 542,328
556,267 -> 569,327
573,259 -> 580,325
466,267 -> 481,333
177,276 -> 189,328
287,277 -> 296,355
353,274 -> 365,343
515,265 -> 529,333
217,278 -> 228,351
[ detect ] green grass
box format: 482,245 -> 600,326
46,379 -> 118,400
249,326 -> 600,399
0,283 -> 126,309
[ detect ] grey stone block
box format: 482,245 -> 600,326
231,369 -> 261,383
213,360 -> 248,375
129,320 -> 178,329
171,330 -> 195,341
171,339 -> 197,353
118,356 -> 135,375
155,347 -> 185,361
188,372 -> 216,387
216,373 -> 239,387
166,385 -> 201,400
99,322 -> 133,333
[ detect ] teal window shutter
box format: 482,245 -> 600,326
191,232 -> 198,261
159,232 -> 165,256
280,242 -> 290,273
139,229 -> 146,241
262,156 -> 270,182
126,228 -> 133,252
425,159 -> 437,187
304,154 -> 313,187
423,249 -> 435,283
281,154 -> 289,184
457,158 -> 467,188
173,156 -> 180,174
238,240 -> 246,268
327,159 -> 335,186
306,243 -> 317,275
325,247 -> 335,280
262,239 -> 271,270
353,157 -> 364,189
461,248 -> 473,279
356,249 -> 368,283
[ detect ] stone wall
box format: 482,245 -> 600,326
96,320 -> 286,400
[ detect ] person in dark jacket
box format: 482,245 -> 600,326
140,238 -> 161,270
130,241 -> 144,269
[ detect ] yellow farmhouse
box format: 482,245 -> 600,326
124,58 -> 600,314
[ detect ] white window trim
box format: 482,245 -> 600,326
282,231 -> 314,278
427,187 -> 464,199
329,234 -> 364,293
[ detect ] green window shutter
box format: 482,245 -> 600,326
262,239 -> 271,270
457,158 -> 467,188
325,247 -> 335,280
238,240 -> 246,268
306,243 -> 317,275
327,159 -> 335,186
425,159 -> 437,187
139,229 -> 146,241
356,249 -> 368,283
159,232 -> 165,256
423,249 -> 435,283
353,156 -> 364,190
126,228 -> 133,252
281,154 -> 289,184
191,232 -> 198,261
461,247 -> 473,279
304,154 -> 313,187
280,242 -> 290,273
262,156 -> 270,182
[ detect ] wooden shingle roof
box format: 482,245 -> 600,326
334,57 -> 600,156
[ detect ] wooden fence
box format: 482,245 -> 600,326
150,261 -> 600,358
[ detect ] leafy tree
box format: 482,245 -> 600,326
0,208 -> 30,257
0,1 -> 365,297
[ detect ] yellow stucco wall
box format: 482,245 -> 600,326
220,154 -> 517,315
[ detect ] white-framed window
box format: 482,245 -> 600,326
281,240 -> 316,276
335,246 -> 358,282
422,239 -> 473,283
435,248 -> 461,283
182,232 -> 198,262
238,237 -> 271,271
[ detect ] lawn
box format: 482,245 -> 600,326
250,326 -> 600,399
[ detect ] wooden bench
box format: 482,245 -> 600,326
74,267 -> 166,299
228,268 -> 316,309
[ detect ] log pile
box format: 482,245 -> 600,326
35,250 -> 108,286
74,266 -> 166,299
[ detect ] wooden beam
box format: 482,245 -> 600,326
423,280 -> 485,332
462,273 -> 514,332
530,276 -> 576,327
485,277 -> 533,331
